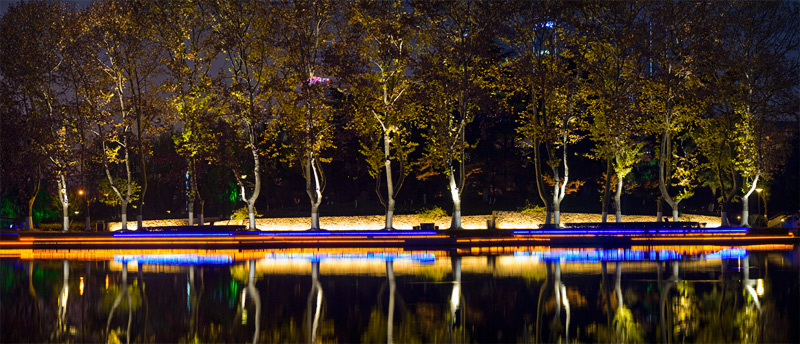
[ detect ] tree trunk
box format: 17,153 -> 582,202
62,202 -> 69,233
383,132 -> 396,230
533,139 -> 551,225
741,174 -> 759,226
741,197 -> 750,226
449,171 -> 461,230
58,175 -> 69,232
602,158 -> 612,223
27,197 -> 35,230
120,201 -> 127,231
615,173 -> 623,223
188,200 -> 194,226
199,199 -> 204,226
552,165 -> 561,226
306,154 -> 323,230
656,197 -> 662,222
247,202 -> 256,231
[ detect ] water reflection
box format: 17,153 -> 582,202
0,245 -> 797,343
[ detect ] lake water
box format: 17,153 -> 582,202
2,245 -> 798,343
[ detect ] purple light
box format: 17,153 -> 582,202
113,232 -> 234,237
307,76 -> 330,85
264,252 -> 436,264
513,227 -> 748,236
114,254 -> 232,265
257,230 -> 438,237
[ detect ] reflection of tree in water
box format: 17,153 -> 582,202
695,255 -> 788,344
104,264 -> 142,344
361,261 -> 422,343
587,263 -> 644,343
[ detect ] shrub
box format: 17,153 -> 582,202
418,206 -> 447,222
232,206 -> 258,221
519,201 -> 545,214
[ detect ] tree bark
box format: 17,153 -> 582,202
615,172 -> 623,223
120,200 -> 127,231
741,174 -> 759,226
57,174 -> 69,232
27,165 -> 41,230
383,132 -> 395,230
602,158 -> 612,223
449,169 -> 462,230
306,153 -> 323,230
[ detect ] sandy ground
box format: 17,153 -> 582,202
107,211 -> 722,231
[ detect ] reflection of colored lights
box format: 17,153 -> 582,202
79,277 -> 84,296
114,254 -> 233,265
257,230 -> 438,237
264,252 -> 436,264
105,274 -> 109,290
513,228 -> 748,236
702,248 -> 748,260
756,279 -> 764,296
513,247 -> 751,262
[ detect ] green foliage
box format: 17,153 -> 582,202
98,178 -> 141,207
231,206 -> 257,221
518,201 -> 546,214
101,279 -> 143,312
417,206 -> 446,221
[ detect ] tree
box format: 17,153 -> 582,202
642,1 -> 711,221
579,2 -> 647,223
414,0 -> 497,229
334,0 -> 420,229
0,0 -> 76,232
274,0 -> 338,230
152,0 -> 221,226
86,0 -> 160,230
210,0 -> 280,230
498,1 -> 584,226
717,1 -> 799,226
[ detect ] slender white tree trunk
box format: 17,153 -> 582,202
58,176 -> 69,232
553,182 -> 561,226
741,198 -> 750,226
449,172 -> 461,230
384,132 -> 395,230
120,201 -> 127,231
741,175 -> 759,226
615,175 -> 623,223
247,203 -> 256,231
672,209 -> 679,222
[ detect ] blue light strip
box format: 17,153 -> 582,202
256,230 -> 438,236
114,254 -> 233,265
264,252 -> 437,264
113,232 -> 234,237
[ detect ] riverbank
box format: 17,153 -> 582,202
103,212 -> 723,231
